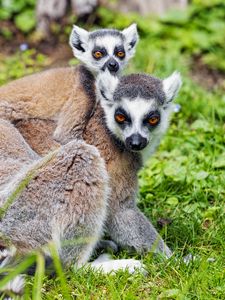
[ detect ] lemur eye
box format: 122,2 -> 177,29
93,51 -> 103,59
115,114 -> 126,123
148,116 -> 160,126
117,51 -> 125,58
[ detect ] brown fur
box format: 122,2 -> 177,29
0,67 -> 77,120
14,119 -> 59,156
0,65 -> 95,155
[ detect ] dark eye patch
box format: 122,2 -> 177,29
143,111 -> 161,128
92,46 -> 107,59
115,107 -> 131,127
114,45 -> 126,59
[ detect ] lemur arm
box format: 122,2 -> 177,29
106,200 -> 172,258
54,65 -> 96,144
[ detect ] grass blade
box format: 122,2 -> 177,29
0,254 -> 36,289
48,243 -> 71,300
32,252 -> 45,300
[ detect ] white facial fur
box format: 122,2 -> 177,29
163,71 -> 182,102
96,71 -> 182,162
122,23 -> 139,60
69,24 -> 139,74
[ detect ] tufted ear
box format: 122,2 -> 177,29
96,70 -> 119,105
122,23 -> 139,55
69,25 -> 89,55
163,71 -> 182,103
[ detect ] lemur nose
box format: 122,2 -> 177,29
109,61 -> 116,67
107,59 -> 119,73
125,134 -> 148,151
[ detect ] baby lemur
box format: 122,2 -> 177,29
0,25 -> 181,294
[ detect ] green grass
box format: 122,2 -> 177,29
0,2 -> 225,299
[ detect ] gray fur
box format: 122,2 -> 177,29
89,29 -> 124,40
114,74 -> 166,104
106,206 -> 171,255
0,119 -> 109,269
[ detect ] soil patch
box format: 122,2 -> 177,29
191,56 -> 225,91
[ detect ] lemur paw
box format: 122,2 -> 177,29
0,275 -> 24,297
89,254 -> 147,275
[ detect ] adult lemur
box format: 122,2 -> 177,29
0,69 -> 181,294
0,24 -> 181,294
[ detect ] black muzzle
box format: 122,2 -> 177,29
104,58 -> 119,73
125,134 -> 148,151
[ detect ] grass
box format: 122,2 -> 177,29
0,3 -> 225,299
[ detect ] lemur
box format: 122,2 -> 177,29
0,66 -> 181,275
0,69 -> 181,295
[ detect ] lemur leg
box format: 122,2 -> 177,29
0,139 -> 108,270
106,202 -> 172,258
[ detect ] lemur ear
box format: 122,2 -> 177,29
122,23 -> 139,53
69,25 -> 89,54
163,71 -> 182,103
96,70 -> 119,105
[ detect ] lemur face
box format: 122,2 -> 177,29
97,71 -> 182,159
69,24 -> 138,74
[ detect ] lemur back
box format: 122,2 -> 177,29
0,66 -> 95,155
0,67 -> 76,120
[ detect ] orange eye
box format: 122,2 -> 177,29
148,116 -> 159,126
93,51 -> 103,59
115,114 -> 126,123
117,51 -> 125,58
